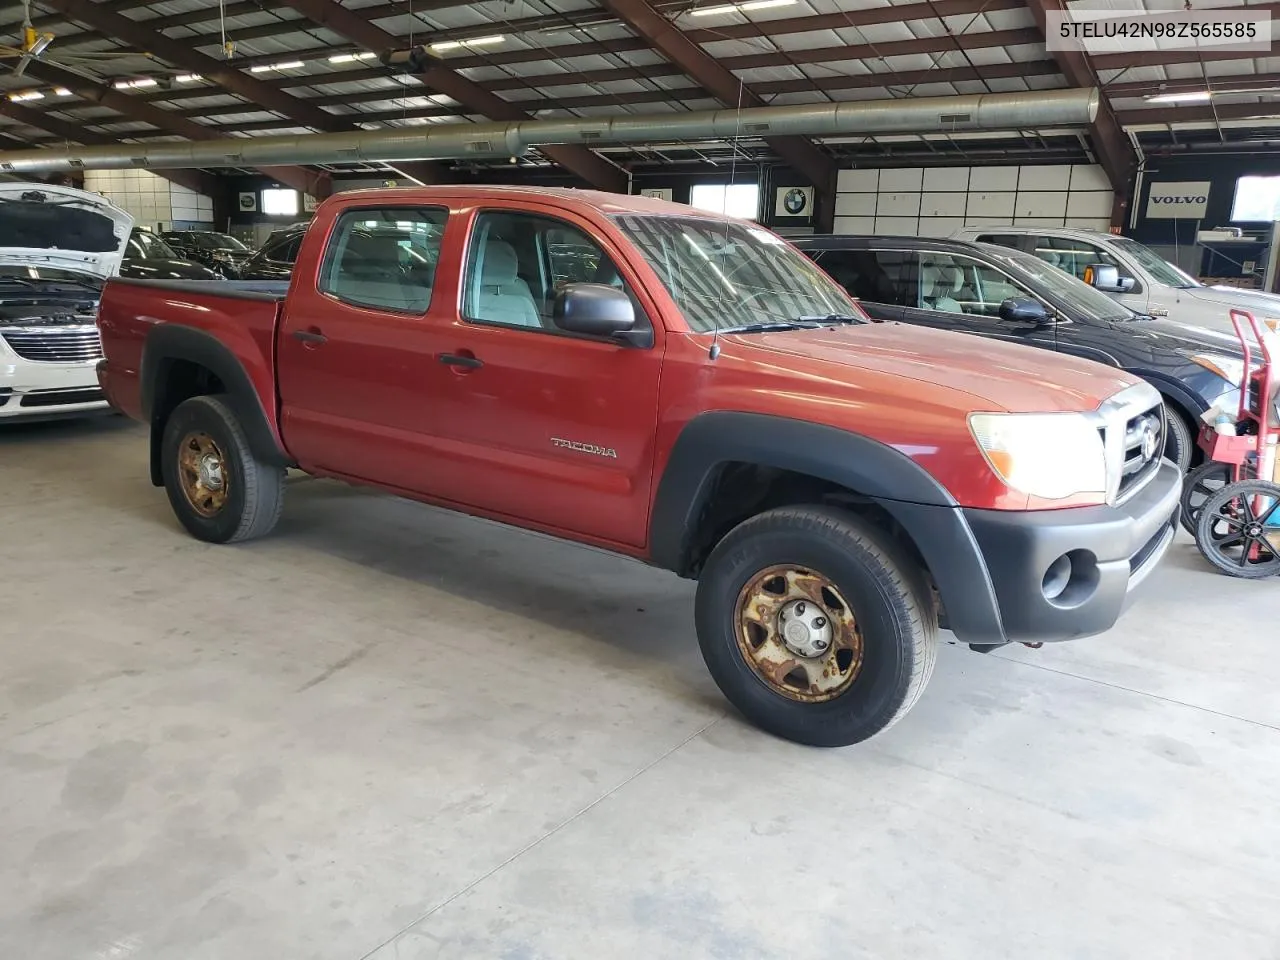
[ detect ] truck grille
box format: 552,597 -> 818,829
1093,383 -> 1165,505
1,325 -> 103,364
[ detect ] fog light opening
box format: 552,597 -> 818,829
1041,549 -> 1100,609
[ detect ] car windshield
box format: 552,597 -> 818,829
126,231 -> 179,259
193,233 -> 248,252
0,263 -> 102,286
612,214 -> 863,332
1111,236 -> 1200,288
988,246 -> 1138,322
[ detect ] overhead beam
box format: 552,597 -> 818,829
37,0 -> 441,187
1117,102 -> 1280,126
275,0 -> 629,192
0,101 -> 219,196
597,0 -> 836,225
1106,74 -> 1280,98
1026,0 -> 1134,226
20,61 -> 331,198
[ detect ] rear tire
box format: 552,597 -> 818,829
161,395 -> 284,543
694,505 -> 938,747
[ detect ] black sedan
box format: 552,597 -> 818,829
119,229 -> 222,281
795,235 -> 1247,471
160,230 -> 253,277
236,223 -> 306,281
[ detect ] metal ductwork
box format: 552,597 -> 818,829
0,89 -> 1098,175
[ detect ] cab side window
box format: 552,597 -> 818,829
974,233 -> 1024,251
811,249 -> 910,306
318,207 -> 446,314
463,211 -> 641,331
268,234 -> 303,265
916,254 -> 1032,317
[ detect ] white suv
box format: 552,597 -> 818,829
951,225 -> 1280,338
0,184 -> 133,421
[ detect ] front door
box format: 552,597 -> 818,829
806,248 -> 909,322
420,208 -> 665,548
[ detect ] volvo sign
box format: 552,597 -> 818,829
1145,181 -> 1211,219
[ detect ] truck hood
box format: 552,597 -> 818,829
728,322 -> 1138,413
0,183 -> 133,279
1181,283 -> 1280,321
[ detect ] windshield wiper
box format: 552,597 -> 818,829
795,314 -> 865,325
0,277 -> 38,287
719,320 -> 825,334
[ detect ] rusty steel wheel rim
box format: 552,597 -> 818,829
177,430 -> 230,518
735,564 -> 865,702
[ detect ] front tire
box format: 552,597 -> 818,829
1163,405 -> 1194,474
694,506 -> 938,747
161,395 -> 284,543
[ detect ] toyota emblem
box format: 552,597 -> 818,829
1140,420 -> 1160,461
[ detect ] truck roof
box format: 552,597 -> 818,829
329,185 -> 733,222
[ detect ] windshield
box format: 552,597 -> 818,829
989,246 -> 1138,322
126,231 -> 179,259
1111,237 -> 1199,288
191,233 -> 248,252
0,263 -> 102,285
612,214 -> 862,333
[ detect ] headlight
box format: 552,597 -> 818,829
969,412 -> 1106,500
1190,353 -> 1245,387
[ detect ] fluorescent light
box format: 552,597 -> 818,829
691,0 -> 794,13
251,60 -> 305,72
7,90 -> 43,102
1147,90 -> 1213,104
175,73 -> 203,83
430,34 -> 506,51
54,87 -> 71,97
328,51 -> 377,63
113,77 -> 159,90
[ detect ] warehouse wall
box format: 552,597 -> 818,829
83,169 -> 214,231
832,164 -> 1114,237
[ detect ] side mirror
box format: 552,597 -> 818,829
553,283 -> 644,344
999,296 -> 1050,324
1083,263 -> 1133,293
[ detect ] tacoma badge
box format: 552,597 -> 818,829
551,437 -> 618,459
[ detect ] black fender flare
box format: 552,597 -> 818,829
648,412 -> 1006,641
141,324 -> 288,486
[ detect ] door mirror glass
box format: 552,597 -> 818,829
553,283 -> 637,338
999,296 -> 1050,324
1083,263 -> 1134,293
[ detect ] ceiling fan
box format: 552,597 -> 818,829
2,0 -> 159,81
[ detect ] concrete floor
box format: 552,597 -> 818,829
3,416 -> 1279,960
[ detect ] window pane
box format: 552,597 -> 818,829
1031,235 -> 1122,282
462,212 -> 629,331
915,253 -> 1030,316
319,207 -> 446,314
815,249 -> 911,306
975,234 -> 1022,249
1231,176 -> 1280,222
262,188 -> 299,216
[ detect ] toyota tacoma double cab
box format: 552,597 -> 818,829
96,187 -> 1181,747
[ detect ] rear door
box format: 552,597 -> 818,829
805,247 -> 909,322
276,203 -> 452,483
417,206 -> 665,548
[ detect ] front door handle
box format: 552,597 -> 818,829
438,352 -> 483,370
292,329 -> 327,345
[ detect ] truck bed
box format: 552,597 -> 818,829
107,277 -> 291,300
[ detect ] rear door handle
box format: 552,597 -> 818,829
438,353 -> 483,370
292,329 -> 327,344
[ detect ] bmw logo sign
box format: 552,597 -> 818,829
783,188 -> 808,215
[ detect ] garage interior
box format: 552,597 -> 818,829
3,0 -> 1280,957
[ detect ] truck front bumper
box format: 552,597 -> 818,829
887,460 -> 1182,645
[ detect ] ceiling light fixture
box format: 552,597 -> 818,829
691,0 -> 795,15
7,89 -> 44,102
1146,90 -> 1213,104
429,35 -> 506,52
112,78 -> 158,90
175,73 -> 203,83
54,87 -> 71,96
329,51 -> 378,64
250,60 -> 305,73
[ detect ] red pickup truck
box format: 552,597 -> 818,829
97,187 -> 1180,747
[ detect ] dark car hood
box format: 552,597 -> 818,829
1097,316 -> 1245,359
120,257 -> 220,280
